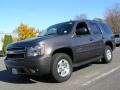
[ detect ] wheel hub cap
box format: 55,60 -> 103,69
106,49 -> 112,61
57,59 -> 70,77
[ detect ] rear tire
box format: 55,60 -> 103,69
102,46 -> 113,64
51,53 -> 73,83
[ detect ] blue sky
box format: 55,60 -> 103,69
0,0 -> 119,34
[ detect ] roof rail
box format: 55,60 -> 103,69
93,18 -> 105,22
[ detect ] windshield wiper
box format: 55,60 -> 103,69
44,33 -> 56,36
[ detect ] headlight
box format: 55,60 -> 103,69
27,44 -> 45,56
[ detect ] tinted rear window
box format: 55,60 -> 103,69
89,22 -> 102,34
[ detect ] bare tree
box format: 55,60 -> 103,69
75,14 -> 87,20
104,3 -> 120,33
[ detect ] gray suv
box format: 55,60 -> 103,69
4,20 -> 116,82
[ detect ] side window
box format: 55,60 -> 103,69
76,22 -> 90,35
89,22 -> 102,35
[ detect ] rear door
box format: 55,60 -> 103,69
87,21 -> 104,57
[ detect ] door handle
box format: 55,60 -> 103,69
89,37 -> 94,41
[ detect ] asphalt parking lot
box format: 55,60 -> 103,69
0,48 -> 120,90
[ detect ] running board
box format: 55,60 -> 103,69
73,56 -> 102,68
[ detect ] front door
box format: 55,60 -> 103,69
71,22 -> 93,63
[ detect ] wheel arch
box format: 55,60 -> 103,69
52,47 -> 74,62
105,41 -> 114,50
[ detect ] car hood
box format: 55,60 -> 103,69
8,35 -> 56,48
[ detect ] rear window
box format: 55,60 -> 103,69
100,23 -> 113,34
89,22 -> 102,34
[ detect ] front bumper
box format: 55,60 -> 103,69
4,55 -> 51,76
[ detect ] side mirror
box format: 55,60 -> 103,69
76,28 -> 88,35
114,34 -> 119,38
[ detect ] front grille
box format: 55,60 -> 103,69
7,47 -> 26,59
7,47 -> 25,51
7,53 -> 25,59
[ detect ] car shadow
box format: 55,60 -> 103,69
0,70 -> 56,84
0,70 -> 35,84
73,60 -> 103,72
0,63 -> 97,84
73,64 -> 91,72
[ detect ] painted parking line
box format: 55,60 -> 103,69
82,66 -> 120,86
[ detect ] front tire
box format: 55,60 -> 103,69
102,46 -> 113,64
51,53 -> 73,83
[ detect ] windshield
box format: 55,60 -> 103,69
39,22 -> 74,36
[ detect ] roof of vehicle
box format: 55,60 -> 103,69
68,19 -> 106,24
50,19 -> 107,28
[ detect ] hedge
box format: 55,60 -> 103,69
2,35 -> 13,56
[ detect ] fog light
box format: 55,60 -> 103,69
12,68 -> 18,74
30,69 -> 36,73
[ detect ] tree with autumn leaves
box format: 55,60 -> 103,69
14,24 -> 37,41
0,24 -> 37,56
1,24 -> 38,43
